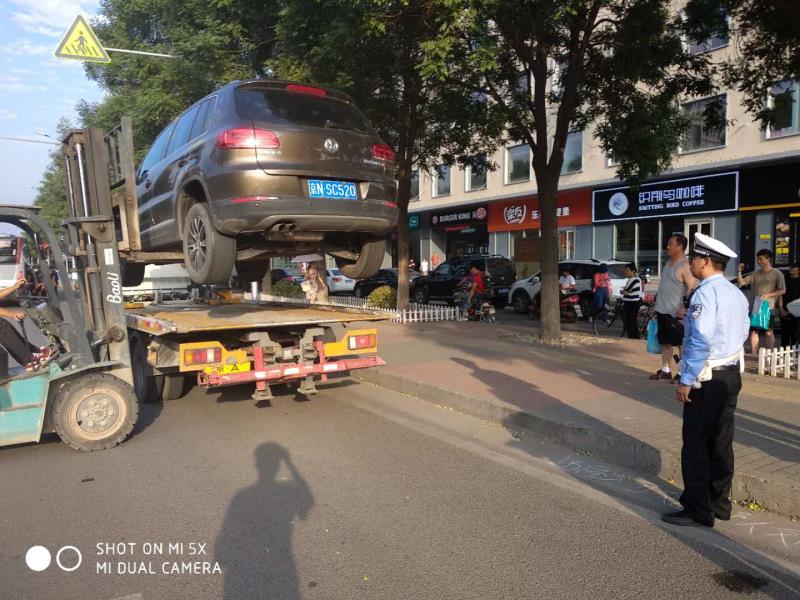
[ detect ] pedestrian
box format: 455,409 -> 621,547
738,249 -> 786,354
650,234 -> 696,382
409,258 -> 416,271
301,262 -> 328,303
420,258 -> 429,276
457,265 -> 486,320
778,262 -> 800,348
620,262 -> 643,339
661,233 -> 749,528
559,269 -> 577,292
590,264 -> 612,322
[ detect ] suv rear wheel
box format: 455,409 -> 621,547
413,286 -> 429,305
335,239 -> 385,280
183,203 -> 236,285
512,290 -> 530,314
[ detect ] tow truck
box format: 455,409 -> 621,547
0,120 -> 388,451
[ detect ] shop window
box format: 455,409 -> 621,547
410,169 -> 420,201
681,96 -> 726,152
638,219 -> 660,279
615,222 -> 635,263
506,144 -> 531,183
767,80 -> 800,138
561,131 -> 583,174
467,155 -> 488,191
433,164 -> 451,197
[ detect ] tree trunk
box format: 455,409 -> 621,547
396,173 -> 412,310
537,177 -> 561,341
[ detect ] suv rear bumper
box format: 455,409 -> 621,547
213,196 -> 398,236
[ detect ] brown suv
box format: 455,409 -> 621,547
130,80 -> 398,285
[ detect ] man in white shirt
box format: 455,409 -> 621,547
559,269 -> 576,292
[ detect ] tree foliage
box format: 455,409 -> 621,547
33,118 -> 75,231
684,0 -> 800,129
421,0 -> 714,339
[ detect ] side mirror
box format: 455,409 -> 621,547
136,169 -> 148,184
532,276 -> 540,284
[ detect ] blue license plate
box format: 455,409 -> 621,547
496,288 -> 509,295
308,180 -> 358,200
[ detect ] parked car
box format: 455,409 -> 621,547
128,80 -> 399,286
270,267 -> 304,285
411,255 -> 516,308
327,268 -> 356,294
353,268 -> 421,298
508,259 -> 629,316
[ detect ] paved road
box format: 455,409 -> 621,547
1,379 -> 799,600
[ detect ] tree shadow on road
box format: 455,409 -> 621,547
215,442 -> 314,600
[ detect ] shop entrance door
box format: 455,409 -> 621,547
685,219 -> 712,247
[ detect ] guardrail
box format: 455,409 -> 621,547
757,344 -> 800,380
253,293 -> 462,322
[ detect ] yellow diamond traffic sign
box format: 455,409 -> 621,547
54,15 -> 110,63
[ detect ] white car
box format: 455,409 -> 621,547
327,268 -> 356,294
508,259 -> 630,315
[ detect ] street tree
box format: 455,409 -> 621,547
271,0 -> 504,308
422,0 -> 714,339
34,118 -> 75,231
683,0 -> 800,130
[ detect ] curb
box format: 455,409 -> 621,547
356,368 -> 800,520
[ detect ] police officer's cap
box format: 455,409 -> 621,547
689,232 -> 737,263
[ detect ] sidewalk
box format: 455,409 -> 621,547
356,316 -> 800,519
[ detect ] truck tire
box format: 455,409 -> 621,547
235,261 -> 269,285
183,202 -> 236,285
335,239 -> 385,280
131,338 -> 162,404
51,372 -> 138,452
162,375 -> 190,401
121,261 -> 146,287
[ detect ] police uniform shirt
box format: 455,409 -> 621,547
681,273 -> 749,386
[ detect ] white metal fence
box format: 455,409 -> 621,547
757,344 -> 800,380
251,293 -> 462,323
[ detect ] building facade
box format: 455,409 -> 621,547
406,20 -> 800,279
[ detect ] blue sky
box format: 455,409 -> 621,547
0,0 -> 105,207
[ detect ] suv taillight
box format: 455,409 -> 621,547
286,84 -> 327,97
371,144 -> 394,162
217,128 -> 280,149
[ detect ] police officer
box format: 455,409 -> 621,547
661,233 -> 749,528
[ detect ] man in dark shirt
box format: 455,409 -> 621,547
779,263 -> 800,347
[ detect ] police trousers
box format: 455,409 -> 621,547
680,369 -> 741,522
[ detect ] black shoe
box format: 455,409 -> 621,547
661,509 -> 714,527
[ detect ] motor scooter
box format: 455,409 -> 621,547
528,290 -> 582,323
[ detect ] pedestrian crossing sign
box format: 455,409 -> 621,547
54,15 -> 110,63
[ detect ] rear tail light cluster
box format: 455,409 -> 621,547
286,84 -> 327,97
348,334 -> 376,350
217,128 -> 280,149
184,348 -> 222,366
333,277 -> 343,283
371,144 -> 394,162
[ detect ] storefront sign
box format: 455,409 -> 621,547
593,172 -> 738,223
487,189 -> 592,232
431,204 -> 488,228
408,214 -> 420,230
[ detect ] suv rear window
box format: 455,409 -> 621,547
235,88 -> 373,133
605,264 -> 628,279
486,258 -> 516,280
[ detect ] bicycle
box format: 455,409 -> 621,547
591,297 -> 625,337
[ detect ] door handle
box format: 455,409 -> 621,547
144,179 -> 152,189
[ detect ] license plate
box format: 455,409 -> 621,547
308,179 -> 358,200
496,288 -> 509,295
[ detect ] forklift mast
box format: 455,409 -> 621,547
61,126 -> 133,385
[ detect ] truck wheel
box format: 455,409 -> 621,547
51,373 -> 138,452
131,338 -> 162,404
121,261 -> 146,287
335,239 -> 385,280
235,261 -> 269,285
413,286 -> 429,305
183,203 -> 236,285
162,375 -> 190,401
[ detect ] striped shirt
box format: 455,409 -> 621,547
621,276 -> 642,302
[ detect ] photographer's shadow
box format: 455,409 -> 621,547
215,442 -> 313,600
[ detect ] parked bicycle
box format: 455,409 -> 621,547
592,297 -> 655,337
